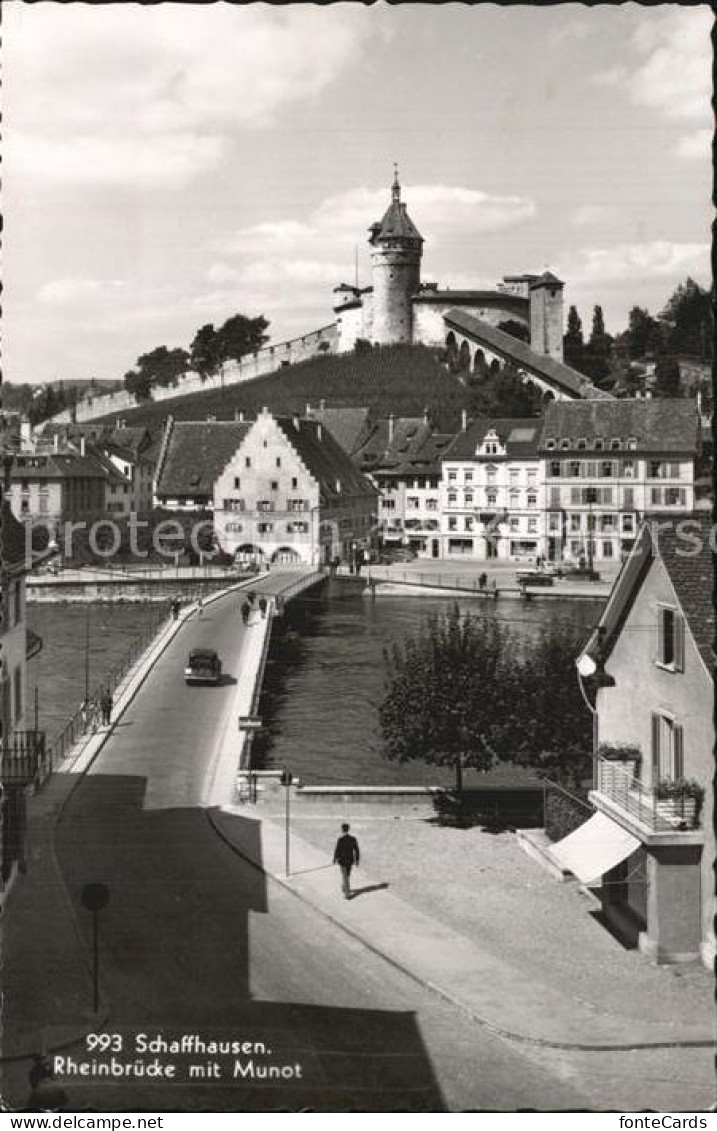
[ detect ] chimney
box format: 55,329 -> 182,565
305,403 -> 312,417
54,433 -> 59,453
461,410 -> 468,432
80,435 -> 86,456
388,414 -> 395,442
320,399 -> 326,412
293,415 -> 300,429
317,424 -> 323,442
423,407 -> 429,425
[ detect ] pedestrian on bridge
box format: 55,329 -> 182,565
241,599 -> 251,625
333,823 -> 360,900
259,596 -> 268,618
100,688 -> 113,726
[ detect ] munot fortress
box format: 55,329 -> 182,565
333,167 -> 564,363
53,170 -> 608,425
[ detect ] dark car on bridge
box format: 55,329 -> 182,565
184,648 -> 223,685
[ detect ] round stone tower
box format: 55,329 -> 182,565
369,167 -> 423,346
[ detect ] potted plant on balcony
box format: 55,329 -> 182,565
655,778 -> 704,829
597,743 -> 641,783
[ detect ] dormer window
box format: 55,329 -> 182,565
594,437 -> 605,451
610,438 -> 621,451
627,437 -> 637,450
577,438 -> 587,450
560,439 -> 571,450
545,439 -> 556,450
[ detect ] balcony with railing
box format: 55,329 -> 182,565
591,754 -> 705,841
1,730 -> 48,788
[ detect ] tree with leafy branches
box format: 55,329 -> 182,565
379,606 -> 593,791
380,607 -> 513,791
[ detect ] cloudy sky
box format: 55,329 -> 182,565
3,2 -> 712,384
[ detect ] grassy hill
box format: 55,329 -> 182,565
92,344 -> 472,435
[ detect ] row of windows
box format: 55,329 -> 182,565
447,516 -> 540,534
545,437 -> 638,452
225,521 -> 310,534
447,491 -> 538,507
547,512 -> 636,534
223,499 -> 310,513
233,474 -> 300,490
447,468 -> 538,485
548,460 -> 636,480
549,486 -> 633,508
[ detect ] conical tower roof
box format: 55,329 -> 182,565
369,166 -> 423,244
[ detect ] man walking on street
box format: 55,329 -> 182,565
100,688 -> 113,726
333,823 -> 360,899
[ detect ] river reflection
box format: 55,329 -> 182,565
254,579 -> 604,787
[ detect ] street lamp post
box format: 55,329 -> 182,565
576,626 -> 616,788
280,768 -> 293,875
84,605 -> 90,703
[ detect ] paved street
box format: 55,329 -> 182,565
3,586 -> 597,1113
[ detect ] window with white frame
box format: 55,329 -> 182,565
465,516 -> 474,531
527,518 -> 538,533
656,606 -> 685,671
465,492 -> 474,505
448,517 -> 457,531
407,496 -> 419,509
448,471 -> 457,482
621,513 -> 635,533
448,492 -> 457,505
464,470 -> 474,483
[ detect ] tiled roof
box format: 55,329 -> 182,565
10,451 -> 110,480
310,407 -> 374,456
529,271 -> 564,288
275,416 -> 378,503
444,309 -> 611,400
353,417 -> 427,472
370,199 -> 423,243
583,512 -> 714,672
540,399 -> 699,452
442,417 -> 541,460
655,513 -> 714,671
387,431 -> 457,477
155,421 -> 251,499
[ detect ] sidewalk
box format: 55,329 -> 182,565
211,787 -> 714,1053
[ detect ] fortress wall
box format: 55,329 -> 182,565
412,300 -> 529,349
48,324 -> 339,424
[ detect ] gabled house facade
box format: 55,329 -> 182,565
214,408 -> 378,565
576,513 -> 714,966
440,418 -> 542,560
540,399 -> 698,567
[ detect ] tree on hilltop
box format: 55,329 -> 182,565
190,315 -> 270,381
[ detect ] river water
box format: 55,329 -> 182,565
254,580 -> 604,786
25,602 -> 169,741
27,585 -> 603,785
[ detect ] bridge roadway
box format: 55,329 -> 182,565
4,580 -> 593,1112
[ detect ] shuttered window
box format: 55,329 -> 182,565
656,605 -> 685,672
651,713 -> 684,781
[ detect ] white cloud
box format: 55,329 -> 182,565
4,4 -> 376,188
630,8 -> 712,123
570,205 -> 622,228
675,128 -> 713,160
37,277 -> 127,307
557,240 -> 710,286
591,8 -> 712,159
